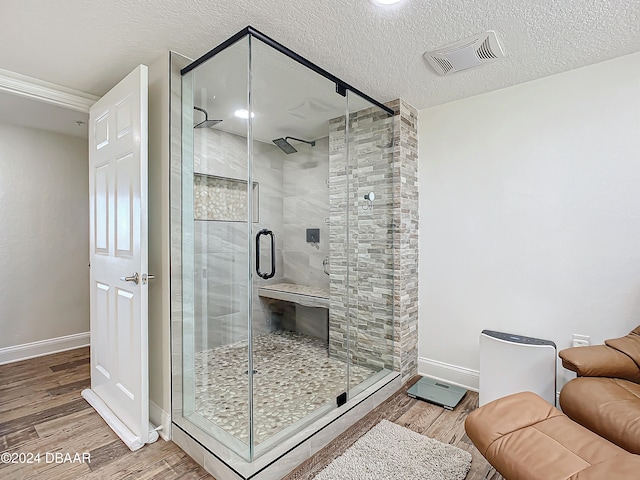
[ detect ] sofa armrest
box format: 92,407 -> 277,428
559,345 -> 640,381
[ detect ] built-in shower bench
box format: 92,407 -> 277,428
257,283 -> 329,309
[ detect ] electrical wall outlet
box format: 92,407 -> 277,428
572,334 -> 590,348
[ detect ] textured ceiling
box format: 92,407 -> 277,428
1,0 -> 639,110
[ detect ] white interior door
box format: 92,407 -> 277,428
86,65 -> 151,450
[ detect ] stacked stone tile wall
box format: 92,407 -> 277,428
387,99 -> 419,383
328,106 -> 396,374
328,99 -> 419,383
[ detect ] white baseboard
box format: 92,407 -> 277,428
418,356 -> 479,392
0,332 -> 90,365
150,400 -> 172,441
418,357 -> 563,406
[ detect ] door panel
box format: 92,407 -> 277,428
116,286 -> 136,399
116,152 -> 135,256
116,96 -> 133,138
94,282 -> 110,378
95,112 -> 109,149
94,163 -> 110,253
88,64 -> 149,449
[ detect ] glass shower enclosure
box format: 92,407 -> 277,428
174,27 -> 396,462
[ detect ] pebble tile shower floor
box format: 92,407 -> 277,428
193,330 -> 374,444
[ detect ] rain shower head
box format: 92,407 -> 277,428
272,136 -> 316,154
193,106 -> 222,129
273,138 -> 297,154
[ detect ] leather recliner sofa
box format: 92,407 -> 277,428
464,326 -> 640,479
559,326 -> 640,454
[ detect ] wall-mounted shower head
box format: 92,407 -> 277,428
273,138 -> 297,154
194,106 -> 223,129
272,136 -> 316,154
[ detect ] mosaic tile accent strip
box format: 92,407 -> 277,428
193,330 -> 374,445
193,173 -> 258,222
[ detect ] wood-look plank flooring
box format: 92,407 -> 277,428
0,348 -> 209,480
0,348 -> 501,479
286,376 -> 503,480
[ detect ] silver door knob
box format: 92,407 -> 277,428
120,273 -> 139,284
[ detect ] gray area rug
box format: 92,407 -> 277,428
313,420 -> 472,480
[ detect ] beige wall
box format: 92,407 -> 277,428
418,52 -> 640,391
0,122 -> 89,349
148,51 -> 192,438
148,52 -> 172,436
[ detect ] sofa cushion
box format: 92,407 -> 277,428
560,377 -> 640,454
465,391 -> 631,480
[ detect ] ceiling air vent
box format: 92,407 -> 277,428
424,31 -> 504,76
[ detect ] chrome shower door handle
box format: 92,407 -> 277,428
120,272 -> 139,284
256,229 -> 276,280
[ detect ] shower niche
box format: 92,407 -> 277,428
173,27 -> 397,477
193,173 -> 259,222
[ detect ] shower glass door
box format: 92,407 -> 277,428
180,34 -> 253,460
249,37 -> 348,456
